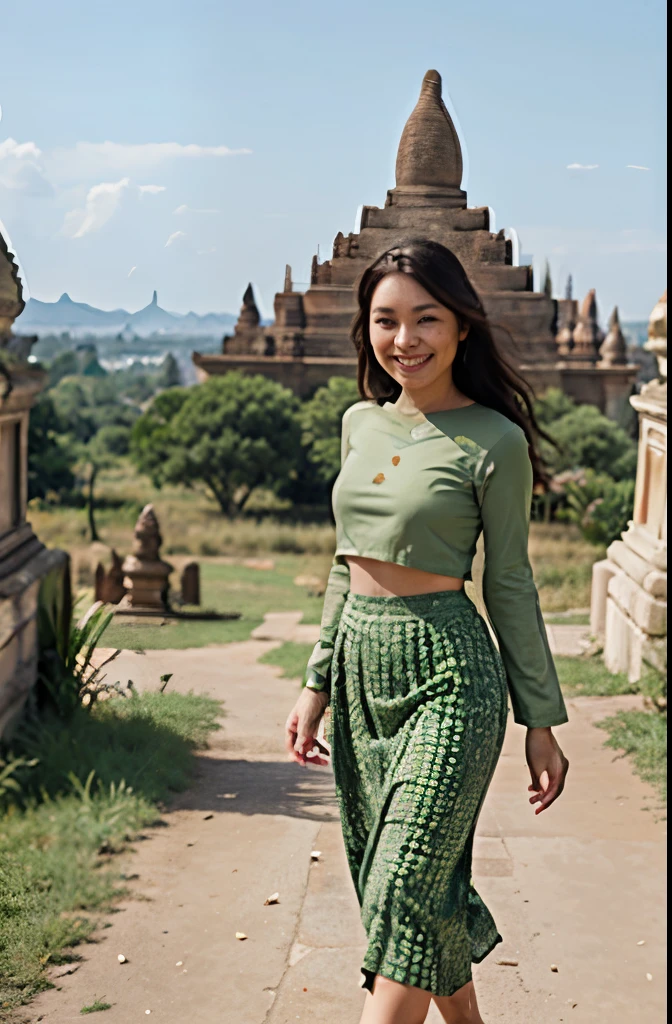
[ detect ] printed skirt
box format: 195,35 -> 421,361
326,589 -> 509,997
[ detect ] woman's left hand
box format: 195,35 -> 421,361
525,727 -> 569,814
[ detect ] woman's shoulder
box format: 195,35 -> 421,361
341,399 -> 378,430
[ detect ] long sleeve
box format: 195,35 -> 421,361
302,405 -> 356,692
478,428 -> 568,729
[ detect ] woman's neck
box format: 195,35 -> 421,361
394,378 -> 472,416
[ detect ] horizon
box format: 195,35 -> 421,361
1,0 -> 666,322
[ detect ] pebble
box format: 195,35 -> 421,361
646,973 -> 653,981
496,959 -> 519,967
310,851 -> 321,860
550,964 -> 559,973
235,932 -> 248,940
637,940 -> 646,946
264,892 -> 280,905
117,954 -> 127,964
176,961 -> 183,967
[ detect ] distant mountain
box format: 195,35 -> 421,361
15,291 -> 237,338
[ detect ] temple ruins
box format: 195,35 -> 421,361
0,232 -> 70,736
591,290 -> 667,682
194,70 -> 638,415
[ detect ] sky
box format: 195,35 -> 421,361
0,0 -> 667,323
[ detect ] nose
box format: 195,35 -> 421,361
393,322 -> 419,351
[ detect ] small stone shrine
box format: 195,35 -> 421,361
194,69 -> 638,416
118,504 -> 173,612
0,231 -> 70,736
591,290 -> 667,681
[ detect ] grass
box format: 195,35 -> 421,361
557,654 -> 667,805
80,999 -> 112,1014
598,710 -> 667,802
103,558 -> 327,651
528,523 -> 605,612
0,690 -> 221,1018
544,613 -> 590,626
556,655 -> 635,697
258,642 -> 316,680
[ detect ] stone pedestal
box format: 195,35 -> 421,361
591,292 -> 667,682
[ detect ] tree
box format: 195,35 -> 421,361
47,350 -> 79,388
157,353 -> 182,389
130,373 -> 302,516
558,470 -> 636,546
27,395 -> 76,501
129,387 -> 190,486
300,377 -> 360,485
533,387 -> 576,429
76,432 -> 118,542
543,404 -> 638,481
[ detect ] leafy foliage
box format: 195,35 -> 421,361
130,373 -> 302,516
542,404 -> 637,480
300,376 -> 360,485
557,469 -> 637,546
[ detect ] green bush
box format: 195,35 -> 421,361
558,470 -> 636,546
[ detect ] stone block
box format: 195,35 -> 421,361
0,634 -> 20,687
607,540 -> 655,588
590,559 -> 617,634
603,597 -> 651,682
19,616 -> 38,662
0,595 -> 20,650
603,597 -> 632,676
17,578 -> 40,620
623,524 -> 667,571
607,572 -> 667,636
642,569 -> 667,600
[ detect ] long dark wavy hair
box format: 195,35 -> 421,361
350,238 -> 553,488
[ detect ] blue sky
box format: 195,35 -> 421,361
1,0 -> 666,322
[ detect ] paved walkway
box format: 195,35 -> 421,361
31,637 -> 665,1024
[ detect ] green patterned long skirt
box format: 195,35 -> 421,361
326,589 -> 509,997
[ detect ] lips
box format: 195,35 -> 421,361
393,353 -> 433,373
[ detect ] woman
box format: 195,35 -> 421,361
284,239 -> 569,1024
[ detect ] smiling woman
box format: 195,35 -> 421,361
285,239 -> 570,1024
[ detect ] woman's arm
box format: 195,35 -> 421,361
301,402 -> 361,693
479,426 -> 568,729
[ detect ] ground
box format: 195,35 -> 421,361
27,616 -> 666,1024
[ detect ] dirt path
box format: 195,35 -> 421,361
31,642 -> 665,1024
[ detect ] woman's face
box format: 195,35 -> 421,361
368,272 -> 469,394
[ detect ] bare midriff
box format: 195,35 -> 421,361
346,555 -> 465,598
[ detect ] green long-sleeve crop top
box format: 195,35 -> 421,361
303,398 -> 569,730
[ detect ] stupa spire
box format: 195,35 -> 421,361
395,70 -> 463,191
238,283 -> 260,329
598,307 -> 628,366
571,289 -> 601,362
283,264 -> 292,293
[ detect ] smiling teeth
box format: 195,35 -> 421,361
396,355 -> 431,366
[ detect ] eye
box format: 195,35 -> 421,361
418,315 -> 438,323
374,317 -> 395,327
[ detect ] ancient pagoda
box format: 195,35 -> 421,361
193,70 -> 637,414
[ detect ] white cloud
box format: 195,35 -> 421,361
626,164 -> 651,171
0,137 -> 53,195
138,184 -> 166,195
164,230 -> 186,248
63,177 -> 131,238
47,141 -> 251,180
567,163 -> 599,170
128,266 -> 137,277
174,203 -> 220,215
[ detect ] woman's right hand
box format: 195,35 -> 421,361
285,688 -> 331,767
